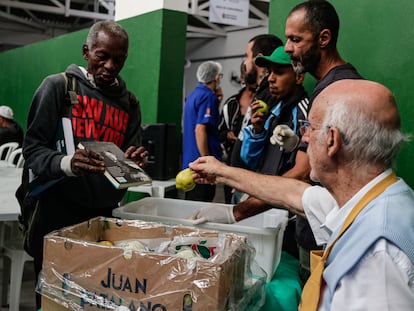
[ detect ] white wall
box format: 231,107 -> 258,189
115,0 -> 187,20
184,26 -> 268,107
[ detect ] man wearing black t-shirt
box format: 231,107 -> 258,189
284,1 -> 364,281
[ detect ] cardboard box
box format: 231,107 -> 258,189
113,197 -> 289,281
41,217 -> 259,311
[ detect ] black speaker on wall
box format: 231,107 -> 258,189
141,123 -> 178,180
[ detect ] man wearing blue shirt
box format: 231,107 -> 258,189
182,61 -> 222,201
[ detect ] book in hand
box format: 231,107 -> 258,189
78,141 -> 152,189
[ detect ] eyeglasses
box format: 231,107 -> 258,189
218,73 -> 223,79
299,119 -> 323,136
299,119 -> 350,145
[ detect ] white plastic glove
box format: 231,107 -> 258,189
270,124 -> 300,152
190,204 -> 236,225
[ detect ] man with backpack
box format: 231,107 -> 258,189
21,21 -> 148,309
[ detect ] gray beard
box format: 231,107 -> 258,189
293,63 -> 306,74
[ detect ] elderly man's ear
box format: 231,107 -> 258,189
326,127 -> 342,157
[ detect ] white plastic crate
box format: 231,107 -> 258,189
113,197 -> 288,281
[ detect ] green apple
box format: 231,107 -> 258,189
256,100 -> 268,114
176,168 -> 196,192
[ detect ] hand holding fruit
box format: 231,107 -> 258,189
255,100 -> 268,114
176,168 -> 196,192
250,100 -> 268,133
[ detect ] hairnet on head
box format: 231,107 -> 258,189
196,61 -> 222,83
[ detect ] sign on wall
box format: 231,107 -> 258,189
209,0 -> 250,27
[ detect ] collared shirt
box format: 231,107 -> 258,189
182,83 -> 221,169
302,185 -> 338,246
302,170 -> 414,310
303,169 -> 394,246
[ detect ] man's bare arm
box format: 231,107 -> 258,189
195,124 -> 209,156
233,150 -> 311,220
233,197 -> 272,221
189,156 -> 310,217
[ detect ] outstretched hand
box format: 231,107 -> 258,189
189,156 -> 225,185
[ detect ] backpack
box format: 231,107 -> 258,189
16,72 -> 78,257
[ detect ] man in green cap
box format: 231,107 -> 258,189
194,46 -> 311,262
240,45 -> 309,173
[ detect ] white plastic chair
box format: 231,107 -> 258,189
7,148 -> 24,168
1,239 -> 33,311
0,142 -> 19,161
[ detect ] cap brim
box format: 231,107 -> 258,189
255,56 -> 271,68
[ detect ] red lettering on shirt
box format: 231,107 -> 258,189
70,94 -> 127,147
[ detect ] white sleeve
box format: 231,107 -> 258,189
302,186 -> 338,246
60,155 -> 76,176
329,239 -> 414,311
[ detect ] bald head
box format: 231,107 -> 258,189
311,79 -> 404,169
315,79 -> 400,130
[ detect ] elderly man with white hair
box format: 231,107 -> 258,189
182,60 -> 223,202
190,79 -> 414,311
0,105 -> 24,146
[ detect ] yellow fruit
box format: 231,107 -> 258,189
256,100 -> 268,114
176,168 -> 196,192
98,240 -> 113,247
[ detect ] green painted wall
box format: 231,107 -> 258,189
0,31 -> 85,129
269,0 -> 414,187
121,9 -> 187,127
0,8 -> 186,138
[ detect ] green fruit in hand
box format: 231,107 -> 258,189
176,168 -> 196,192
256,100 -> 268,114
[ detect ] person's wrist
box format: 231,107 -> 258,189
61,155 -> 76,176
232,205 -> 240,222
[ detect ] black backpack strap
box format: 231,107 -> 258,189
27,73 -> 78,195
61,72 -> 79,116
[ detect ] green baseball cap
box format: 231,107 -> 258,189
255,46 -> 292,67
